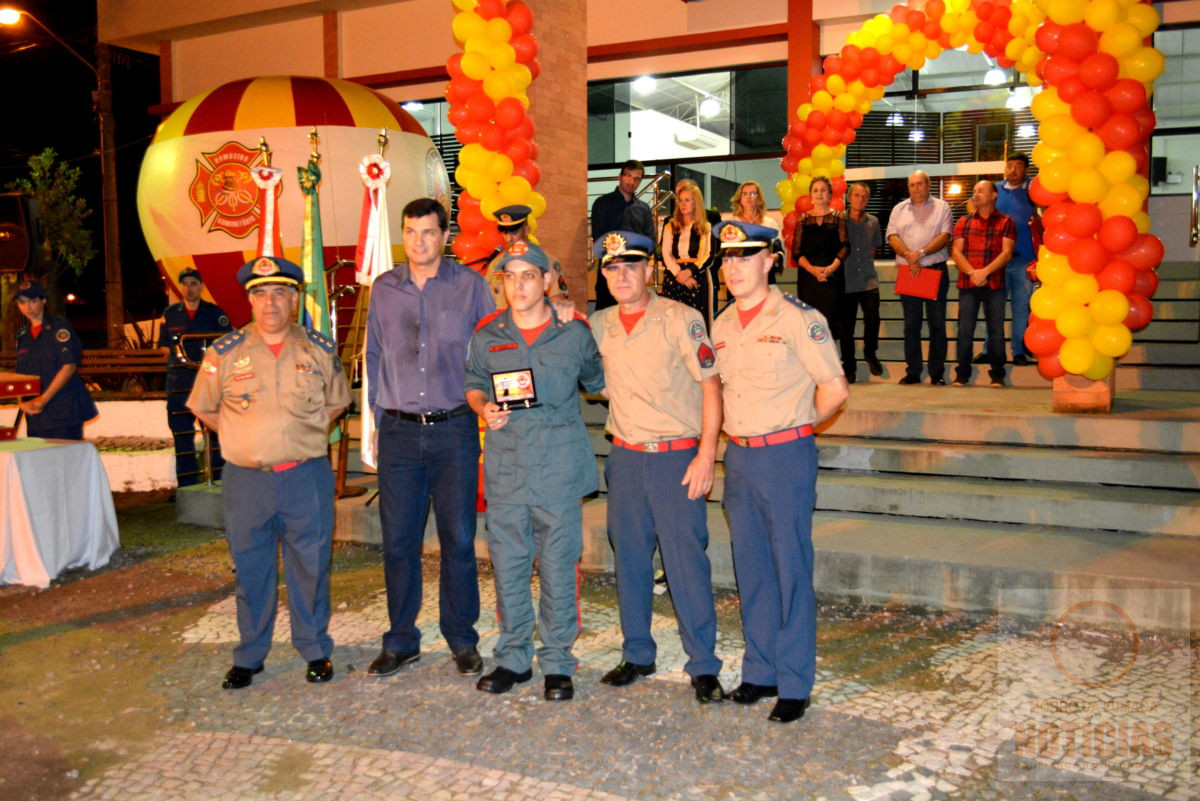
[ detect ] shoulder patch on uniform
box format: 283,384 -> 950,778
56,328 -> 71,343
305,328 -> 336,353
697,343 -> 715,368
782,293 -> 814,311
474,310 -> 502,333
808,321 -> 829,344
688,319 -> 705,341
212,329 -> 244,355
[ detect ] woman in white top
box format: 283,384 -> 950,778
659,179 -> 715,327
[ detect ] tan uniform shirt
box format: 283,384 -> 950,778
590,292 -> 717,443
711,287 -> 843,437
187,323 -> 352,468
485,246 -> 569,310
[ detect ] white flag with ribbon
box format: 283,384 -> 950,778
356,154 -> 391,468
251,165 -> 284,258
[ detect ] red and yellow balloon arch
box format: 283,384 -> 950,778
778,0 -> 1165,382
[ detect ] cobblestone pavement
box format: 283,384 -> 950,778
1,506 -> 1195,801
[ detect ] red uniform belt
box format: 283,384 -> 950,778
612,436 -> 698,453
728,425 -> 813,448
260,459 -> 304,473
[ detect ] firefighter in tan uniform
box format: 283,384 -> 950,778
188,256 -> 352,690
483,204 -> 569,310
711,221 -> 850,723
588,231 -> 725,703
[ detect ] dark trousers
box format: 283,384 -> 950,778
376,412 -> 481,654
955,286 -> 1007,382
26,419 -> 84,440
167,369 -> 223,487
900,264 -> 949,381
222,459 -> 335,668
836,288 -> 881,377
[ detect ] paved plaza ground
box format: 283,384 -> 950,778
1,499 -> 1195,801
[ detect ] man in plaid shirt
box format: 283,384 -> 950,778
951,180 -> 1016,387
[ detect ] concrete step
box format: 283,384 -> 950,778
815,469 -> 1200,537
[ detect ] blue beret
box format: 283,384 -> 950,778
496,241 -> 550,273
15,279 -> 47,300
495,205 -> 532,229
177,267 -> 203,283
593,230 -> 654,264
237,256 -> 304,290
714,221 -> 776,250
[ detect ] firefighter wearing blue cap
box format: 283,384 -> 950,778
158,267 -> 232,486
465,240 -> 604,702
482,204 -> 569,310
187,256 -> 352,690
13,279 -> 98,440
711,221 -> 849,723
589,231 -> 726,704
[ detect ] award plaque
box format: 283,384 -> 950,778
491,368 -> 540,410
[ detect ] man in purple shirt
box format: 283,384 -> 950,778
365,197 -> 495,679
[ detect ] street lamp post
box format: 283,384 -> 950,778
0,7 -> 125,348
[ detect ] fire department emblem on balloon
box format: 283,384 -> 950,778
188,141 -> 280,239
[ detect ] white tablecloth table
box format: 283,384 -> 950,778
0,438 -> 120,588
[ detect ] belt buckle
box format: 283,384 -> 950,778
643,442 -> 660,453
418,412 -> 431,425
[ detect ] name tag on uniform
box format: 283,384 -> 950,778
488,343 -> 518,352
491,368 -> 540,411
758,335 -> 785,344
295,362 -> 322,376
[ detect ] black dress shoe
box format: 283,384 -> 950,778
867,358 -> 884,377
544,674 -> 574,701
367,648 -> 420,677
730,682 -> 778,704
451,646 -> 483,676
222,664 -> 263,690
691,674 -> 725,703
898,375 -> 921,385
306,658 -> 334,683
930,377 -> 946,385
600,660 -> 655,687
769,697 -> 811,723
1013,354 -> 1030,366
476,666 -> 533,694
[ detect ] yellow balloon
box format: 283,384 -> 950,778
1046,0 -> 1088,25
1084,0 -> 1122,32
848,79 -> 868,99
1099,22 -> 1142,58
812,90 -> 834,112
1037,159 -> 1073,194
1040,115 -> 1083,149
484,17 -> 513,44
1099,183 -> 1143,218
1057,305 -> 1096,339
528,191 -> 547,218
876,33 -> 895,54
460,50 -> 490,80
812,167 -> 830,179
925,41 -> 942,60
1092,323 -> 1133,357
485,153 -> 514,183
465,172 -> 493,202
894,42 -> 912,63
868,84 -> 886,101
1132,211 -> 1151,233
1125,3 -> 1160,37
812,143 -> 834,163
452,0 -> 476,10
826,74 -> 847,96
1059,337 -> 1097,375
776,178 -> 796,205
832,144 -> 847,159
793,174 -> 812,197
1098,150 -> 1137,185
1067,168 -> 1108,205
947,0 -> 969,13
482,71 -> 514,101
1128,174 -> 1150,200
1036,253 -> 1072,286
451,10 -> 486,44
1031,87 -> 1069,122
892,23 -> 912,41
506,63 -> 533,91
830,159 -> 846,177
910,32 -> 927,52
941,12 -> 959,34
479,190 -> 505,221
459,143 -> 489,171
1063,273 -> 1100,305
1031,285 -> 1068,320
454,164 -> 475,189
907,53 -> 927,71
1124,46 -> 1165,83
499,175 -> 532,204
1069,134 -> 1105,169
1005,38 -> 1026,63
487,42 -> 516,71
526,216 -> 537,236
1089,290 -> 1131,326
1032,142 -> 1067,169
796,103 -> 813,121
833,92 -> 857,113
857,97 -> 874,114
1083,352 -> 1115,380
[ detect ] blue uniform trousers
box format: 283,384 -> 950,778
486,499 -> 582,676
167,368 -> 223,486
222,459 -> 335,668
723,436 -> 818,699
376,412 -> 481,653
901,264 -> 949,382
605,446 -> 721,677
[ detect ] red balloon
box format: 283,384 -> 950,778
1096,260 -> 1136,294
1098,216 -> 1138,253
831,198 -> 846,211
1043,201 -> 1073,229
783,211 -> 798,231
824,55 -> 843,75
479,123 -> 506,151
977,1 -> 995,20
1106,79 -> 1147,114
974,21 -> 996,44
926,0 -> 946,21
1043,55 -> 1080,85
1132,269 -> 1159,298
1064,203 -> 1103,239
1029,178 -> 1069,207
512,159 -> 541,188
1124,144 -> 1149,173
840,60 -> 861,81
860,67 -> 882,87
796,196 -> 814,214
827,109 -> 848,129
992,6 -> 1012,27
1044,226 -> 1079,255
457,206 -> 485,233
528,140 -> 538,160
808,109 -> 827,130
804,128 -> 822,146
454,122 -> 483,145
788,120 -> 806,137
848,110 -> 863,128
842,44 -> 861,63
890,4 -> 908,23
527,58 -> 541,81
1068,238 -> 1108,275
458,192 -> 481,211
512,33 -> 538,64
465,93 -> 495,124
1071,91 -> 1112,130
989,30 -> 1012,58
1122,234 -> 1164,271
879,53 -> 903,77
832,176 -> 848,195
809,74 -> 827,94
923,20 -> 943,41
476,0 -> 505,19
1133,107 -> 1157,140
860,47 -> 880,68
821,127 -> 842,146
446,76 -> 482,104
1037,352 -> 1067,380
1059,23 -> 1098,61
1097,114 -> 1140,150
1079,52 -> 1119,91
1025,319 -> 1065,357
1057,75 -> 1088,104
1125,294 -> 1153,330
448,105 -> 471,127
507,1 -> 534,36
781,154 -> 800,174
447,53 -> 465,80
781,134 -> 798,153
494,97 -> 526,130
906,9 -> 926,29
841,128 -> 857,145
1035,21 -> 1063,55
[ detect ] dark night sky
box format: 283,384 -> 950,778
1,0 -> 165,345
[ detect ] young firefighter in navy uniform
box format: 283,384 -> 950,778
14,280 -> 98,440
159,267 -> 232,486
711,222 -> 849,723
465,241 -> 605,702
